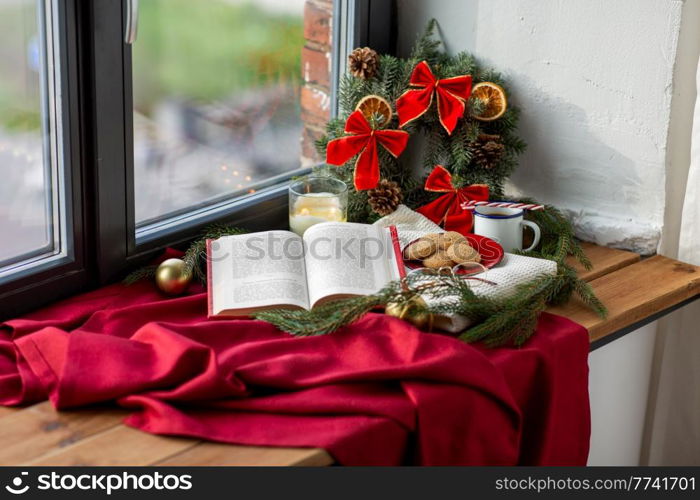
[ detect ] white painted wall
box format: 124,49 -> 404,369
396,0 -> 686,254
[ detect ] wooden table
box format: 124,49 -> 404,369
1,244 -> 698,466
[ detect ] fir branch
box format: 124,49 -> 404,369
410,19 -> 443,63
338,74 -> 367,116
256,294 -> 387,337
180,223 -> 248,283
457,273 -> 554,346
123,265 -> 157,285
445,51 -> 478,77
517,199 -> 592,270
573,276 -> 608,318
123,223 -> 247,285
449,125 -> 472,173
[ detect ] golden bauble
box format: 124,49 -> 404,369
384,296 -> 432,330
155,258 -> 192,295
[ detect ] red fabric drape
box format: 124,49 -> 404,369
0,263 -> 590,465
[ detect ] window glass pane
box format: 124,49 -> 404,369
133,0 -> 307,226
0,0 -> 65,272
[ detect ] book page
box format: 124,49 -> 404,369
210,231 -> 310,314
303,222 -> 399,307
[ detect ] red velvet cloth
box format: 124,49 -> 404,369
0,268 -> 590,465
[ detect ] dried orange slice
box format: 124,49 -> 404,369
471,82 -> 507,121
356,95 -> 392,128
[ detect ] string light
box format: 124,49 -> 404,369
216,160 -> 258,193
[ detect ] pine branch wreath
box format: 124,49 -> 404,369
316,19 -> 527,222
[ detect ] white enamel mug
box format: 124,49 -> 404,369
473,206 -> 541,252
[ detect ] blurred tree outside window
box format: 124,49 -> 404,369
133,0 -> 306,225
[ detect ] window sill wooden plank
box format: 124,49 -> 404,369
26,425 -> 198,466
566,242 -> 640,282
548,255 -> 700,343
155,442 -> 333,467
0,402 -> 126,465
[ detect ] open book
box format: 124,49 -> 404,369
207,222 -> 404,317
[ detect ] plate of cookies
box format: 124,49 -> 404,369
402,231 -> 504,273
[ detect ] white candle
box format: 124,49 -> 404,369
289,192 -> 346,236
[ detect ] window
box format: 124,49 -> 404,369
0,0 -> 87,317
0,0 -> 392,317
0,0 -> 68,278
132,0 -> 307,227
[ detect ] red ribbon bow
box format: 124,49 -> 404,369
326,111 -> 410,190
416,165 -> 489,235
396,61 -> 473,135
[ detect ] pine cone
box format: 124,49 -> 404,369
348,47 -> 379,80
368,179 -> 403,216
471,133 -> 505,169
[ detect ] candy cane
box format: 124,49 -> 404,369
460,200 -> 545,211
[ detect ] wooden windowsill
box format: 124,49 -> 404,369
0,243 -> 698,466
553,243 -> 700,346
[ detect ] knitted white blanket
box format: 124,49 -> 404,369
374,205 -> 557,332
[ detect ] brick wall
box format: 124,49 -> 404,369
300,0 -> 333,166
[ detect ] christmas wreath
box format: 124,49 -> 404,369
316,19 -> 526,225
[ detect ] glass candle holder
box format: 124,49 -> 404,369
289,177 -> 348,236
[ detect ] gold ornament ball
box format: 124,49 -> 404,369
385,296 -> 432,330
155,258 -> 192,295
